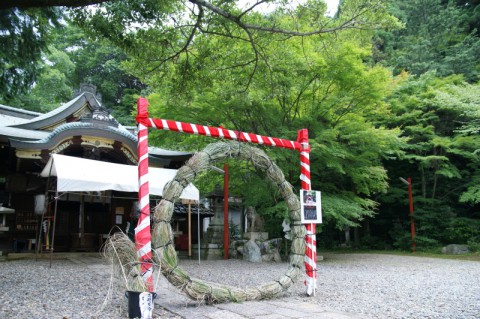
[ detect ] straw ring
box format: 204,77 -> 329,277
150,141 -> 305,304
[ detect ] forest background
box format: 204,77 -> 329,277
1,0 -> 479,252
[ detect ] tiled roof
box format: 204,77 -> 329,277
0,90 -> 194,160
0,125 -> 49,141
0,104 -> 42,117
13,121 -> 136,145
9,94 -> 87,128
173,203 -> 214,217
0,104 -> 42,127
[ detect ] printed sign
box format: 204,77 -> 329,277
300,190 -> 322,224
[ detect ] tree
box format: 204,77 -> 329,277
0,7 -> 63,102
139,15 -> 403,231
375,73 -> 480,249
375,0 -> 480,82
53,23 -> 147,123
5,45 -> 75,112
1,0 -> 400,106
71,0 -> 400,92
7,21 -> 147,120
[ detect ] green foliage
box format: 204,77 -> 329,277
468,241 -> 480,253
321,193 -> 377,228
390,227 -> 440,252
229,222 -> 242,241
445,218 -> 480,244
380,73 -> 480,208
139,3 -> 404,231
0,7 -> 63,102
377,0 -> 480,81
5,21 -> 146,120
359,235 -> 389,250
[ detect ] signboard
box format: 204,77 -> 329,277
300,190 -> 322,224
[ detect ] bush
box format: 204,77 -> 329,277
359,235 -> 388,250
392,232 -> 439,252
467,240 -> 480,252
413,236 -> 440,252
445,218 -> 480,244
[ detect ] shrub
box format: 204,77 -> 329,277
445,218 -> 480,244
467,240 -> 480,252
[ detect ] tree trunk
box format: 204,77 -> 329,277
420,166 -> 427,198
363,219 -> 370,237
344,225 -> 351,246
353,226 -> 359,246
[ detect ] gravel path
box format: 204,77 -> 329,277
0,253 -> 478,319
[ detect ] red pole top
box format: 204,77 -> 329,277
297,129 -> 309,145
136,98 -> 149,125
137,97 -> 149,114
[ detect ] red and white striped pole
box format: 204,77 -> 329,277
297,129 -> 316,296
135,97 -> 153,292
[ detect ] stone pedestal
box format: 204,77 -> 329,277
243,231 -> 269,241
200,198 -> 226,260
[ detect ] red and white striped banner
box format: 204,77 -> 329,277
135,98 -> 316,296
135,117 -> 303,152
135,97 -> 153,292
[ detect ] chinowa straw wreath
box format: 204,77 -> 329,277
104,141 -> 306,304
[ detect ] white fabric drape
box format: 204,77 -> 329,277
40,154 -> 199,200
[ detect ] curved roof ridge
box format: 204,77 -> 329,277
9,94 -> 85,128
26,121 -> 137,145
9,92 -> 102,130
0,104 -> 43,117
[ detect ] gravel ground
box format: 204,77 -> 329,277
0,253 -> 479,319
180,253 -> 480,319
0,257 -> 178,319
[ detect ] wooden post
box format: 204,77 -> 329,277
188,204 -> 192,257
182,199 -> 199,258
223,163 -> 229,260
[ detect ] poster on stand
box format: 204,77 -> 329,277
300,190 -> 322,224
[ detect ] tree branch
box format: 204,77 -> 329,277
238,0 -> 268,20
189,0 -> 362,37
0,0 -> 110,9
148,6 -> 204,73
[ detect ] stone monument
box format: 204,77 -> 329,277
243,206 -> 269,241
200,185 -> 226,260
241,206 -> 282,262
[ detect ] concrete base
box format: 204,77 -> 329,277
194,243 -> 224,260
6,251 -> 102,261
243,232 -> 268,241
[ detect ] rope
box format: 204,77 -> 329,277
275,280 -> 285,290
168,264 -> 179,277
145,141 -> 306,303
184,164 -> 197,179
152,240 -> 173,249
173,177 -> 190,189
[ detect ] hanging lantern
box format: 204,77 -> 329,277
34,194 -> 46,215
